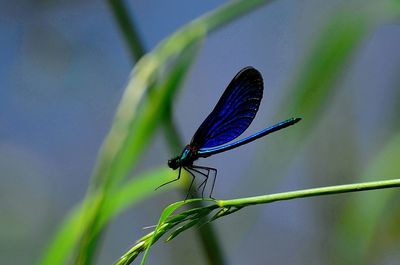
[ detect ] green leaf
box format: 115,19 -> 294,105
166,219 -> 200,242
74,38 -> 203,265
140,199 -> 203,265
38,167 -> 176,265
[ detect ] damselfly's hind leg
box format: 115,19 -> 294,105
184,167 -> 197,200
188,166 -> 209,198
191,165 -> 217,199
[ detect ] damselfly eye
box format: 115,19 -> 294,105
167,158 -> 179,170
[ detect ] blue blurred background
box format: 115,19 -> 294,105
1,0 -> 400,264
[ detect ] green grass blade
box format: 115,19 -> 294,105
94,0 -> 280,188
39,204 -> 85,265
139,200 -> 195,265
287,1 -> 400,124
39,167 -> 175,265
331,133 -> 400,264
100,168 -> 178,230
280,2 -> 400,263
287,9 -> 366,124
257,1 -> 400,187
74,40 -> 202,265
108,0 -> 146,61
115,199 -> 212,265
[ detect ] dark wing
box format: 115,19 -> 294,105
190,66 -> 263,149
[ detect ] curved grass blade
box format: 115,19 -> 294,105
139,200 -> 195,265
114,199 -> 213,265
166,207 -> 215,242
74,42 -> 202,265
39,167 -> 176,265
286,1 -> 400,127
253,1 -> 400,190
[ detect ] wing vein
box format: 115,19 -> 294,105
190,67 -> 263,148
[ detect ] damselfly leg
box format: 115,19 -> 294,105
155,166 -> 182,190
190,165 -> 217,199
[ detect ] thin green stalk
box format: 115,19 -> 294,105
162,105 -> 183,153
218,178 -> 400,207
108,0 -> 146,61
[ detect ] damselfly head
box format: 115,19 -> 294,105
168,157 -> 180,170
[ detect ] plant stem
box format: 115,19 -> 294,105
218,178 -> 400,207
108,0 -> 146,61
